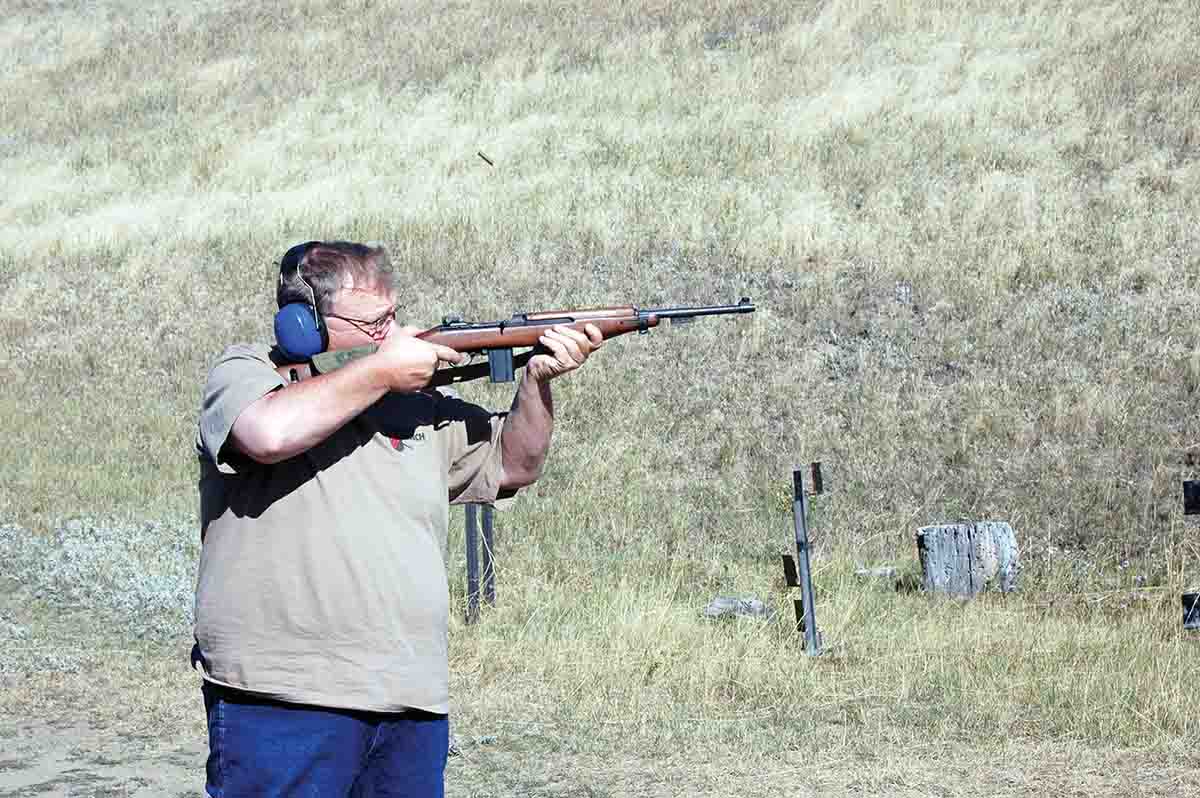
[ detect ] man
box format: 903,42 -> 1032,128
194,240 -> 601,796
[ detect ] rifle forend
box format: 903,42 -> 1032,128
276,297 -> 755,386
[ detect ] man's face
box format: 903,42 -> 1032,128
324,277 -> 399,350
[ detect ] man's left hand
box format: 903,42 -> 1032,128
526,324 -> 603,382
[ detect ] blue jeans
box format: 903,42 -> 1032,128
203,682 -> 449,797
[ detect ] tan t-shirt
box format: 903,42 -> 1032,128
194,343 -> 507,714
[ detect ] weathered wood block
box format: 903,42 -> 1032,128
916,522 -> 1020,596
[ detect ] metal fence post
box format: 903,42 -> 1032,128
481,503 -> 495,607
1183,481 -> 1200,629
780,464 -> 822,655
465,504 -> 480,624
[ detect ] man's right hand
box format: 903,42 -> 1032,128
373,326 -> 468,392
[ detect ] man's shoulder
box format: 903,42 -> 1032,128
203,343 -> 282,380
201,343 -> 285,397
210,343 -> 277,368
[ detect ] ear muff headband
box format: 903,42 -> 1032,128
273,241 -> 329,361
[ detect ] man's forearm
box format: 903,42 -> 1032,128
495,321 -> 602,489
231,356 -> 393,464
498,373 -> 554,489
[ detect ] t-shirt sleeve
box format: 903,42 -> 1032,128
196,344 -> 287,475
436,390 -> 511,505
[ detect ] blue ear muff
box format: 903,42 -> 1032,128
274,240 -> 328,361
274,302 -> 327,361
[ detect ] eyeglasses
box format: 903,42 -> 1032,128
326,305 -> 399,338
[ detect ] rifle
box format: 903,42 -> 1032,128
274,297 -> 755,386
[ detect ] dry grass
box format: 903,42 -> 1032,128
4,0 -> 1200,793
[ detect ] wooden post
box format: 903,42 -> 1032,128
916,522 -> 1020,596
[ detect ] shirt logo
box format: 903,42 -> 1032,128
389,431 -> 427,451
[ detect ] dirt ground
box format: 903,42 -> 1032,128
4,715 -> 1200,798
0,718 -> 201,797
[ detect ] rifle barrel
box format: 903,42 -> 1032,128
643,297 -> 755,319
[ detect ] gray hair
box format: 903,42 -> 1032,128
276,241 -> 395,312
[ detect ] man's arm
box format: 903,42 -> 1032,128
497,324 -> 602,489
232,334 -> 465,464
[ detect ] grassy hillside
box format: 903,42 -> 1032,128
3,0 -> 1200,792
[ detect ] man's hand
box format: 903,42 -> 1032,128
374,326 -> 468,392
525,324 -> 603,382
